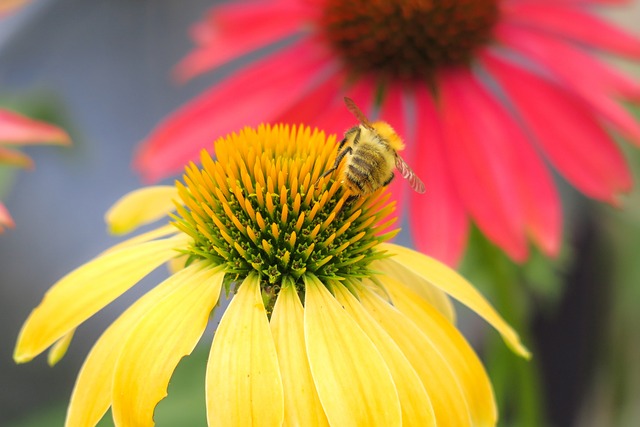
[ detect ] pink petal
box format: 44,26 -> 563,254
495,23 -> 640,143
0,109 -> 70,145
134,38 -> 336,182
495,21 -> 640,100
175,0 -> 311,82
481,51 -> 632,203
409,86 -> 468,265
274,71 -> 347,130
509,137 -> 562,258
502,1 -> 640,58
0,202 -> 15,232
0,147 -> 34,169
280,75 -> 376,138
540,0 -> 629,4
0,0 -> 29,18
438,69 -> 529,261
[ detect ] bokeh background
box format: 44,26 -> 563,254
1,1 -> 639,426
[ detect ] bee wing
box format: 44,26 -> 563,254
344,97 -> 374,129
395,155 -> 426,194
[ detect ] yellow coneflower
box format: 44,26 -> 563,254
15,124 -> 529,426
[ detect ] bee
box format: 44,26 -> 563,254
320,97 -> 426,202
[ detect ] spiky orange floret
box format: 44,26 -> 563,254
172,124 -> 398,294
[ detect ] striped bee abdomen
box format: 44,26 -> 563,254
343,141 -> 394,194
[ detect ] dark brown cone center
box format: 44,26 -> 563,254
321,0 -> 499,81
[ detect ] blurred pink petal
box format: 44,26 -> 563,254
136,38 -> 337,182
274,71 -> 378,137
275,71 -> 346,127
313,80 -> 376,136
0,0 -> 29,17
481,51 -> 632,203
0,109 -> 70,233
496,24 -> 640,142
175,0 -> 312,82
0,109 -> 70,146
135,0 -> 640,263
440,70 -> 528,261
0,202 -> 15,232
411,87 -> 468,266
0,146 -> 34,169
503,1 -> 640,58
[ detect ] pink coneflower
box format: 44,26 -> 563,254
0,108 -> 70,231
135,0 -> 640,265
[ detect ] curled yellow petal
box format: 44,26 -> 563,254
103,224 -> 178,254
14,235 -> 189,363
105,185 -> 178,235
206,274 -> 284,426
381,242 -> 530,358
47,329 -> 75,367
373,257 -> 456,323
303,274 -> 401,427
65,260 -> 215,427
112,263 -> 225,427
383,275 -> 497,426
271,281 -> 328,427
332,282 -> 436,426
358,284 -> 473,426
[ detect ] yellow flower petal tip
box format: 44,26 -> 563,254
15,123 -> 522,425
47,330 -> 75,366
509,339 -> 532,360
381,242 -> 532,360
13,350 -> 32,364
105,186 -> 178,235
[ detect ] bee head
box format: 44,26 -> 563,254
371,121 -> 404,151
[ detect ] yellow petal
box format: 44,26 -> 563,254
383,276 -> 497,426
112,262 -> 225,427
105,186 -> 178,235
103,224 -> 178,254
167,253 -> 189,274
270,281 -> 328,427
65,260 -> 215,427
206,274 -> 284,426
47,329 -> 75,367
373,257 -> 456,323
358,284 -> 473,426
381,243 -> 530,358
332,282 -> 436,426
303,275 -> 401,427
14,235 -> 189,363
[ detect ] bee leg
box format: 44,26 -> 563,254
382,172 -> 395,187
339,126 -> 359,150
345,194 -> 359,205
318,146 -> 353,182
337,194 -> 359,214
351,127 -> 361,146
